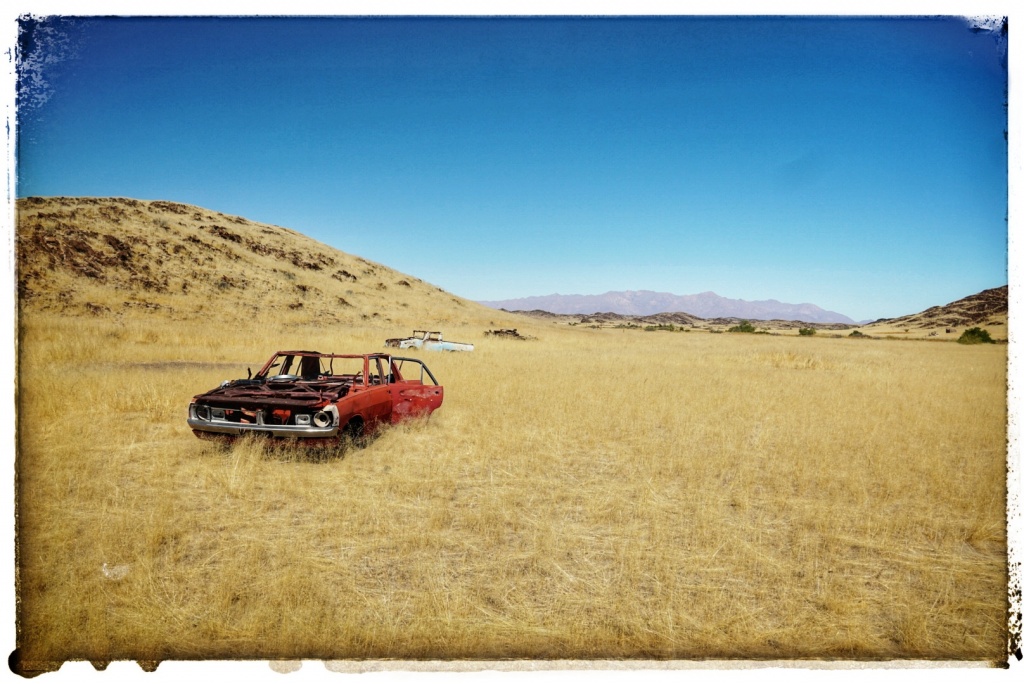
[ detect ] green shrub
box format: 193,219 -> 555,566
957,327 -> 994,345
798,328 -> 816,336
849,330 -> 865,338
728,320 -> 757,333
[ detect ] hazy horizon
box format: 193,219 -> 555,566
478,288 -> 861,322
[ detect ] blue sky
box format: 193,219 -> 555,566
14,14 -> 1009,321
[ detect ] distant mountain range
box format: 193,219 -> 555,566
478,290 -> 858,324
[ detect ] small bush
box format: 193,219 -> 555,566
644,324 -> 677,332
957,327 -> 994,345
798,328 -> 816,336
728,321 -> 757,333
849,330 -> 866,338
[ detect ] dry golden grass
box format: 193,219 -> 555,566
15,310 -> 1009,666
13,197 -> 1011,668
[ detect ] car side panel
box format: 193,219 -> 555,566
336,384 -> 393,431
389,381 -> 443,422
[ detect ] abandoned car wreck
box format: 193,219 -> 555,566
188,351 -> 443,443
384,330 -> 475,352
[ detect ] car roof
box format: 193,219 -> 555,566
272,351 -> 389,358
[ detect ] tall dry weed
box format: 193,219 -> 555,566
14,314 -> 1009,663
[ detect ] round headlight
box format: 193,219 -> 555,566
313,411 -> 332,428
196,405 -> 211,421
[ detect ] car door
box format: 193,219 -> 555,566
338,356 -> 393,432
360,356 -> 394,429
389,357 -> 444,421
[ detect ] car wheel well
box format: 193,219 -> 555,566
343,416 -> 365,437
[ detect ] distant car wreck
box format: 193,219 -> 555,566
484,328 -> 529,340
384,330 -> 474,352
188,351 -> 443,443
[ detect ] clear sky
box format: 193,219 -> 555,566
13,12 -> 1009,321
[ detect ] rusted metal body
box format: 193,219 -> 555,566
485,328 -> 526,339
384,330 -> 474,352
187,351 -> 443,443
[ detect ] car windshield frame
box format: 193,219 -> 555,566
255,352 -> 370,381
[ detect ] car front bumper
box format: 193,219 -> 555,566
188,403 -> 340,438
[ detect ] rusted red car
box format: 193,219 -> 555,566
187,351 -> 443,443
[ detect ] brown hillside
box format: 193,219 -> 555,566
862,285 -> 1007,340
15,196 -> 518,331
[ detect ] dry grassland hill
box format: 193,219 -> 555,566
861,285 -> 1008,340
17,197 -> 1007,345
15,196 -> 521,332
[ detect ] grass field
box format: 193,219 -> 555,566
14,311 -> 1009,666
